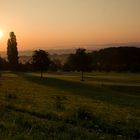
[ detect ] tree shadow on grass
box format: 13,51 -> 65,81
16,72 -> 140,109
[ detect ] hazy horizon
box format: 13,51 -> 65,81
0,0 -> 140,51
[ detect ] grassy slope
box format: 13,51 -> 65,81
0,71 -> 140,140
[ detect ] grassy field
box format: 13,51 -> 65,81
0,71 -> 140,140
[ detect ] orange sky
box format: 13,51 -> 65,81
0,0 -> 140,51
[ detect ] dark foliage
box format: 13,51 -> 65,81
91,46 -> 140,72
32,49 -> 51,77
0,57 -> 8,70
49,59 -> 62,72
2,46 -> 140,73
7,32 -> 19,70
63,48 -> 92,80
63,47 -> 140,73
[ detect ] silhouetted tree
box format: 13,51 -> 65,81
0,57 -> 3,70
91,46 -> 140,72
7,32 -> 19,70
65,48 -> 92,81
0,57 -> 8,71
63,54 -> 75,71
49,59 -> 62,71
23,62 -> 33,71
32,50 -> 50,78
0,57 -> 2,71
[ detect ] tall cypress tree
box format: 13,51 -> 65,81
7,32 -> 19,70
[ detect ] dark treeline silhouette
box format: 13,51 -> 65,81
63,46 -> 140,73
0,33 -> 140,75
90,47 -> 140,72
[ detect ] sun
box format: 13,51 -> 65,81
0,30 -> 3,39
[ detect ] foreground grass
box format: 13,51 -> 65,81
0,71 -> 140,140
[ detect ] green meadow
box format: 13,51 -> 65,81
0,72 -> 140,140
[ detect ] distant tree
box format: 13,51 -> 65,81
23,62 -> 33,71
32,50 -> 50,78
7,32 -> 19,70
0,57 -> 2,71
91,46 -> 140,72
49,59 -> 62,72
0,57 -> 3,70
66,48 -> 92,81
0,57 -> 8,71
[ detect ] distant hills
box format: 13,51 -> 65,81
0,49 -> 75,57
0,43 -> 140,64
1,42 -> 140,57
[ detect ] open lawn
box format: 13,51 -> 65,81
0,71 -> 140,140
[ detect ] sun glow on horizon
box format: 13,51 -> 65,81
0,30 -> 3,39
0,0 -> 140,51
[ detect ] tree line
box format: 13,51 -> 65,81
0,32 -> 140,79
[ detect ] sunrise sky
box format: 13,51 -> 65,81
0,0 -> 140,51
